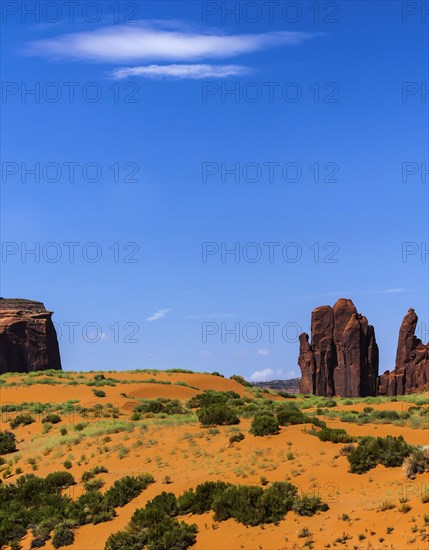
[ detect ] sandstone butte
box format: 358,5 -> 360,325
0,298 -> 62,374
298,298 -> 429,397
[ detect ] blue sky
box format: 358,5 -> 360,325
1,1 -> 428,380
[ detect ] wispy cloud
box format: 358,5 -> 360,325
23,21 -> 321,81
257,348 -> 271,356
249,368 -> 274,382
146,308 -> 171,322
111,63 -> 251,80
24,23 -> 319,63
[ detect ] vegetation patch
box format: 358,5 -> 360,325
348,435 -> 413,474
0,471 -> 154,548
106,480 -> 328,549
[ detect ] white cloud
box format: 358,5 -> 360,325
199,350 -> 211,357
257,348 -> 271,356
111,63 -> 250,80
249,368 -> 274,382
25,23 -> 319,63
275,368 -> 283,377
146,308 -> 171,322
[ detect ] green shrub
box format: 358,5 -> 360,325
63,460 -> 72,470
314,427 -> 355,444
348,436 -> 413,474
250,415 -> 280,436
0,431 -> 17,454
81,465 -> 108,482
188,390 -> 240,409
177,481 -> 232,514
10,414 -> 35,429
230,375 -> 252,387
84,478 -> 105,491
93,389 -> 106,398
104,474 -> 154,508
212,485 -> 264,525
229,432 -> 245,443
276,407 -> 307,426
146,491 -> 178,516
52,524 -> 74,548
42,413 -> 62,424
197,404 -> 239,427
146,516 -> 198,550
292,494 -> 323,516
45,472 -> 75,489
259,482 -> 298,522
60,427 -> 68,436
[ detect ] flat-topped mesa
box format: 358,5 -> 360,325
378,308 -> 429,396
298,298 -> 379,397
0,298 -> 62,373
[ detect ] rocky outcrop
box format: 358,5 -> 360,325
378,309 -> 429,395
298,298 -> 379,397
0,298 -> 62,373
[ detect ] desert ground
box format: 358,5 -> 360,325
0,369 -> 428,550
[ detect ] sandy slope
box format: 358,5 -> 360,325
0,371 -> 428,550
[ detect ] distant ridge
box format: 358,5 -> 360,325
252,377 -> 301,394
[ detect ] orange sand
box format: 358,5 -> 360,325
0,371 -> 428,550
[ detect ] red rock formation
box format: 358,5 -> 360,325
298,298 -> 379,397
0,298 -> 62,373
378,309 -> 428,395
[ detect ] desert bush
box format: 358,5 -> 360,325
84,478 -> 105,491
93,389 -> 106,398
188,390 -> 240,409
63,460 -> 72,470
104,474 -> 154,508
402,445 -> 429,479
69,489 -> 115,525
372,410 -> 400,420
229,432 -> 245,443
10,414 -> 35,429
0,431 -> 17,454
292,494 -> 323,516
212,485 -> 265,525
42,413 -> 61,424
230,375 -> 252,387
134,398 -> 187,416
52,524 -> 74,548
197,404 -> 239,427
177,481 -> 232,515
250,414 -> 280,436
348,435 -> 413,474
314,427 -> 355,444
146,491 -> 178,516
45,471 -> 75,490
259,482 -> 298,523
276,407 -> 307,426
81,465 -> 108,482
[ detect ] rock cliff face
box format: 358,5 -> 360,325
298,299 -> 379,397
0,298 -> 62,373
378,309 -> 429,395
